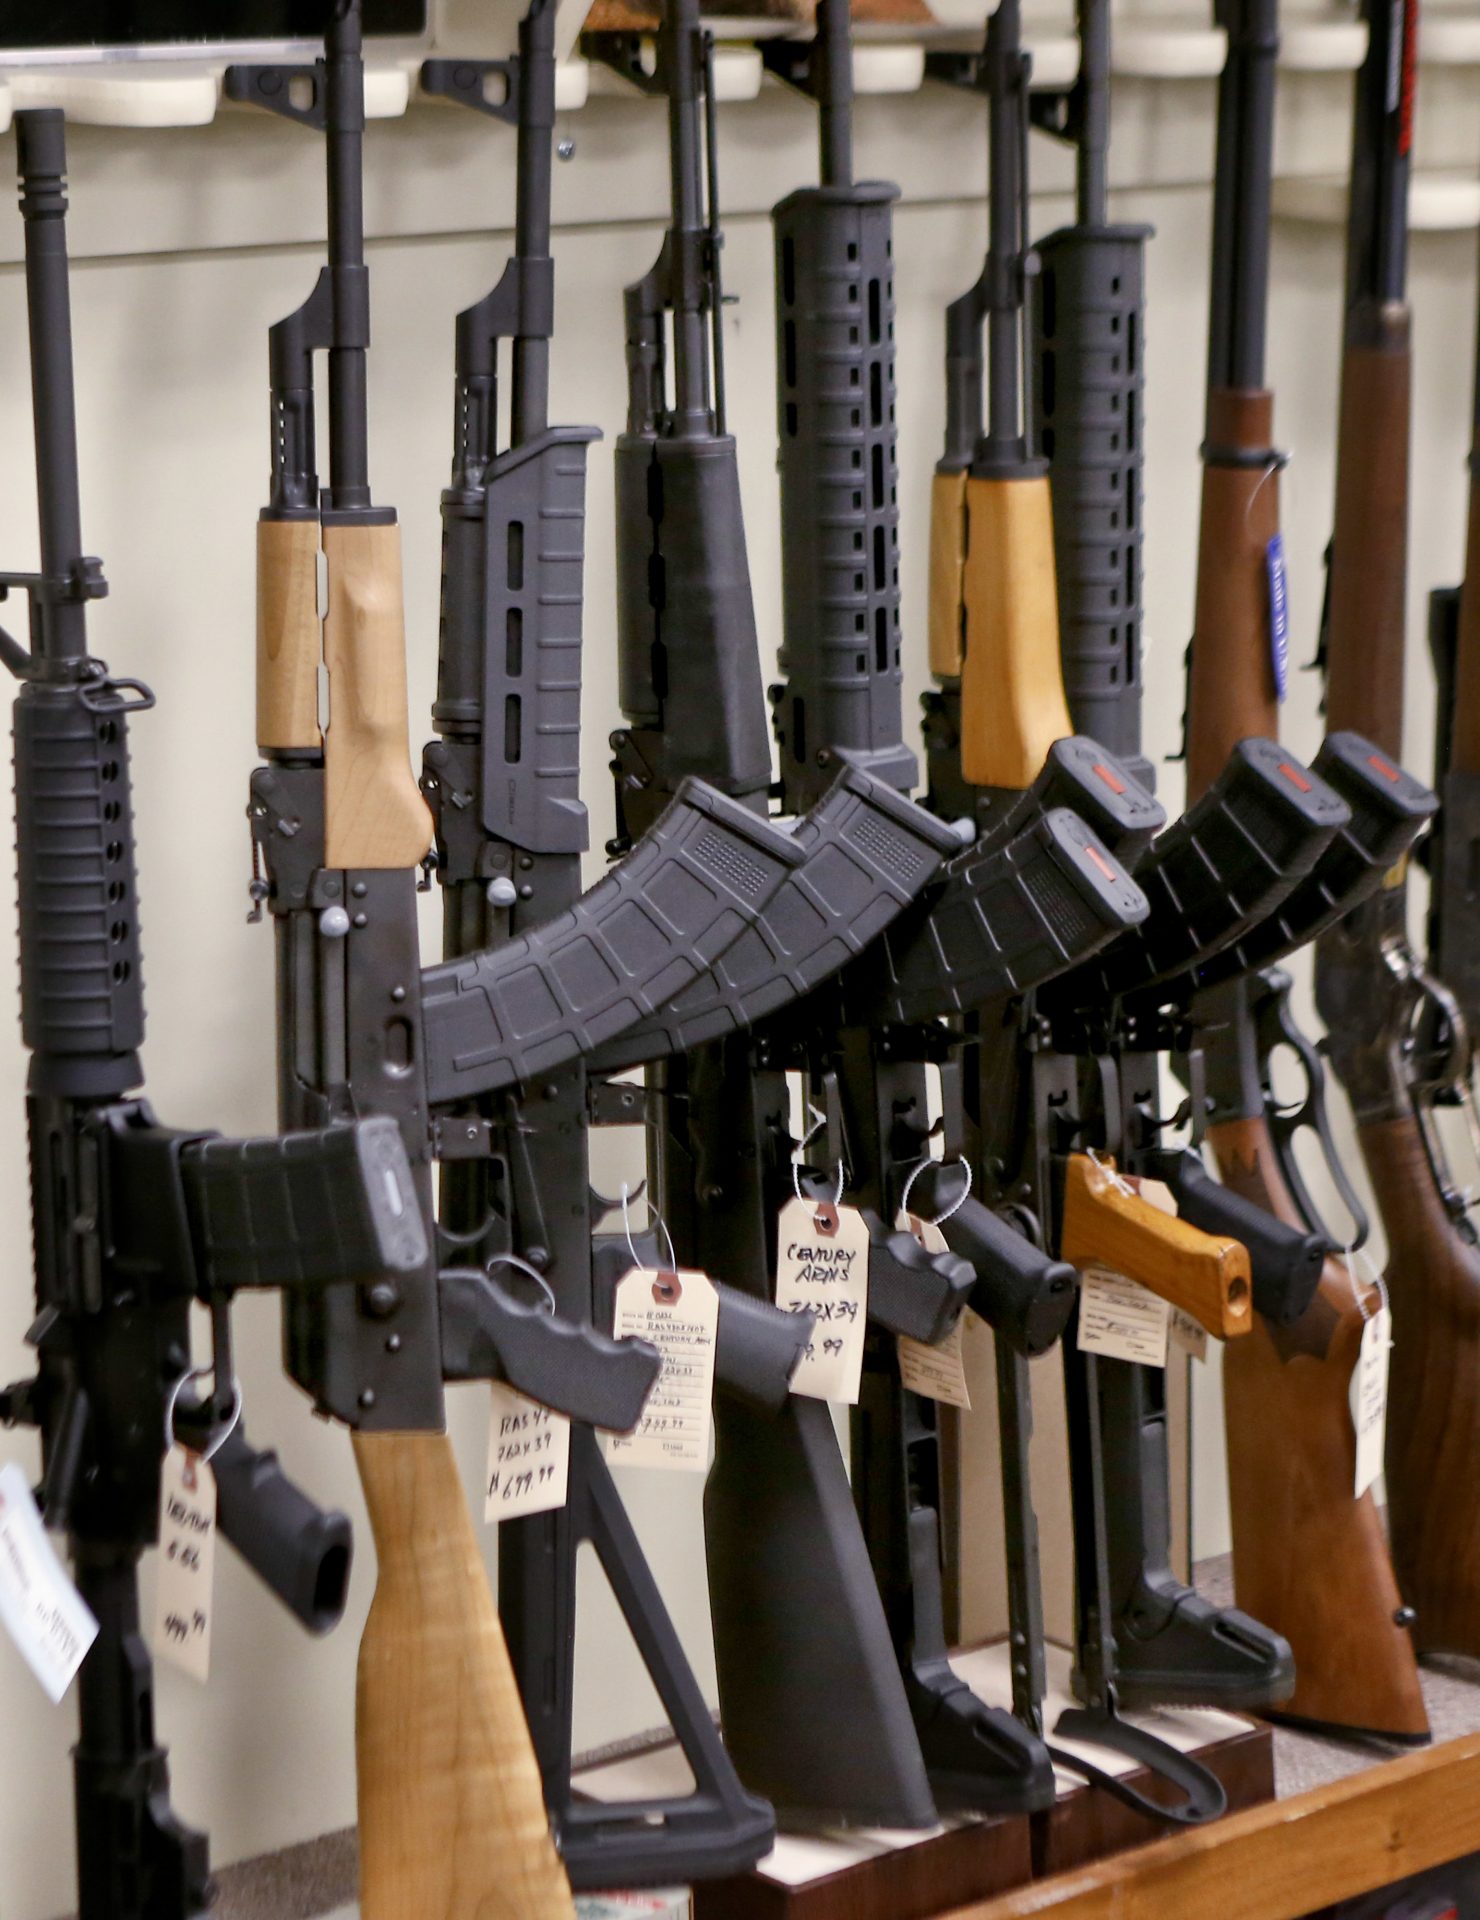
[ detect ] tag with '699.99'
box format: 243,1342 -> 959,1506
153,1445 -> 216,1684
773,1196 -> 869,1404
485,1386 -> 570,1523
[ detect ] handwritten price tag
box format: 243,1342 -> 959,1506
895,1212 -> 973,1408
153,1447 -> 217,1684
1350,1303 -> 1392,1499
485,1387 -> 570,1523
1077,1264 -> 1170,1367
774,1196 -> 869,1404
0,1460 -> 97,1703
605,1267 -> 718,1473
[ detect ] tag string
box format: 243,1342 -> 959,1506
1340,1240 -> 1390,1325
485,1251 -> 558,1316
1086,1145 -> 1135,1199
164,1366 -> 243,1465
620,1180 -> 677,1272
898,1154 -> 973,1227
791,1102 -> 845,1209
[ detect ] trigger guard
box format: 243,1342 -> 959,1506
1252,974 -> 1370,1253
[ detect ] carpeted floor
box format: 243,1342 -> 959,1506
73,1556 -> 1480,1918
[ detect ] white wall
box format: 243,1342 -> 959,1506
0,43 -> 1474,1919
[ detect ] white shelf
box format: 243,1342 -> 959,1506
585,39 -> 763,101
853,43 -> 927,94
1421,7 -> 1480,63
0,58 -> 412,127
1111,18 -> 1227,78
406,53 -> 590,112
1274,168 -> 1480,229
1278,12 -> 1368,70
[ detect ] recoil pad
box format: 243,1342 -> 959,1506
1033,223 -> 1154,787
1049,738 -> 1348,1010
770,181 -> 915,808
1170,732 -> 1436,1000
909,1165 -> 1076,1357
587,768 -> 963,1073
613,431 -> 772,803
985,735 -> 1165,868
457,425 -> 598,856
864,807 -> 1148,1024
421,780 -> 808,1099
16,674 -> 145,1096
1141,1148 -> 1324,1327
211,1423 -> 352,1634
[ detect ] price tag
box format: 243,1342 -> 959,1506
1169,1307 -> 1209,1363
605,1267 -> 719,1472
1266,532 -> 1289,700
0,1460 -> 97,1703
895,1213 -> 973,1409
1077,1264 -> 1170,1367
774,1196 -> 869,1403
153,1446 -> 217,1683
485,1387 -> 570,1522
1350,1304 -> 1392,1499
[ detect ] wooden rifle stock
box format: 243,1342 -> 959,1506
256,517 -> 322,753
1060,1153 -> 1251,1339
928,467 -> 967,679
1210,1115 -> 1429,1737
959,473 -> 1073,787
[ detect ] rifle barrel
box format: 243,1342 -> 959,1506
325,0 -> 372,507
1206,0 -> 1278,398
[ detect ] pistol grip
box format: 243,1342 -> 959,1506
256,515 -> 323,753
928,467 -> 968,679
352,1430 -> 576,1920
863,1212 -> 976,1344
1060,1153 -> 1252,1340
322,520 -> 434,869
959,473 -> 1072,789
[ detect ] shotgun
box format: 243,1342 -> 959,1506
1316,0 -> 1480,1673
0,108 -> 440,1920
1181,0 -> 1432,1742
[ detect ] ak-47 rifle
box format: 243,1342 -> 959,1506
0,108 -> 436,1920
925,0 -> 1362,1821
222,3 -> 754,1908
1183,0 -> 1433,1741
1316,0 -> 1480,1671
756,0 -> 1166,1819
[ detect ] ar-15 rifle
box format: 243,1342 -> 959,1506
1181,0 -> 1432,1741
222,4 -> 758,1908
0,108 -> 435,1920
1315,0 -> 1480,1674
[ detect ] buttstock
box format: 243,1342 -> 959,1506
353,1430 -> 576,1919
1059,1152 -> 1251,1339
928,466 -> 967,679
958,472 -> 1072,788
257,516 -> 323,754
322,520 -> 434,870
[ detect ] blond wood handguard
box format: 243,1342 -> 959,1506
354,1430 -> 577,1920
928,467 -> 968,679
958,472 -> 1072,789
257,516 -> 324,754
322,521 -> 434,870
1060,1153 -> 1252,1340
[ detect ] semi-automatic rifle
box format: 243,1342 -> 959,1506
1184,0 -> 1432,1741
924,0 -> 1373,1818
0,108 -> 434,1920
1315,0 -> 1480,1672
222,1 -> 836,1904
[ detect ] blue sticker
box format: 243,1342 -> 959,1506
1266,533 -> 1289,702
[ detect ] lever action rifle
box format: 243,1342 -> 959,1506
1184,0 -> 1431,1740
1420,198 -> 1480,1659
1317,0 -> 1480,1672
756,0 -> 1166,1818
0,108 -> 438,1920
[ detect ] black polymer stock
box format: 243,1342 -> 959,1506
0,109 -> 440,1920
745,0 -> 1156,1822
